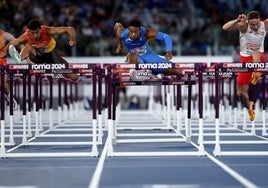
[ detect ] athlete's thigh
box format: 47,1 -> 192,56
142,52 -> 169,63
142,53 -> 171,73
51,51 -> 68,65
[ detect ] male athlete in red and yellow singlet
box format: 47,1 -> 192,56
24,25 -> 56,53
11,19 -> 78,81
222,11 -> 268,121
0,29 -> 18,110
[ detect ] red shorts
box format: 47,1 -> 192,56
0,58 -> 7,65
237,53 -> 266,86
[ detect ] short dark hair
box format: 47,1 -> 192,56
28,19 -> 41,30
247,11 -> 260,20
128,20 -> 141,28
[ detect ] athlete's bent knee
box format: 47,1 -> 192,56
63,73 -> 78,81
126,53 -> 139,64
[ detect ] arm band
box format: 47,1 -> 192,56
155,32 -> 172,51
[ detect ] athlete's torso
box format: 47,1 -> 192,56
25,26 -> 56,53
121,27 -> 150,55
240,21 -> 266,56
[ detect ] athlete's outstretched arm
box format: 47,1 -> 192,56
10,34 -> 26,47
222,14 -> 247,32
264,18 -> 268,31
114,22 -> 124,54
146,28 -> 173,60
46,26 -> 76,47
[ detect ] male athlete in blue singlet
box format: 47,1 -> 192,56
114,20 -> 179,75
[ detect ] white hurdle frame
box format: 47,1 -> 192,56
0,63 -> 100,158
105,63 -> 205,157
207,64 -> 268,156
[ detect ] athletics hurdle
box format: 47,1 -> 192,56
103,62 -> 205,157
0,65 -> 6,157
202,62 -> 268,156
0,63 -> 99,158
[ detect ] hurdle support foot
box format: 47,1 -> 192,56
0,148 -> 6,158
107,119 -> 114,157
22,115 -> 28,146
261,110 -> 267,136
27,112 -> 32,137
213,144 -> 221,156
91,145 -> 98,157
213,118 -> 221,156
91,119 -> 98,157
107,142 -> 114,157
250,121 -> 256,135
97,114 -> 103,145
9,115 -> 15,145
186,137 -> 191,143
0,120 -> 6,158
198,144 -> 205,156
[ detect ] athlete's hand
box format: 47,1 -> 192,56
165,51 -> 173,60
115,45 -> 122,54
114,22 -> 123,33
237,14 -> 247,22
69,40 -> 76,47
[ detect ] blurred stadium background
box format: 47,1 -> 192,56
1,0 -> 268,58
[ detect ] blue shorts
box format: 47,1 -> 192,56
138,52 -> 172,74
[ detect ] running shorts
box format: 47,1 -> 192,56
237,53 -> 266,86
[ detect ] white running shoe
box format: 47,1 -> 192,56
9,44 -> 21,64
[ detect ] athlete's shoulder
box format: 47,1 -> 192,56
140,27 -> 146,33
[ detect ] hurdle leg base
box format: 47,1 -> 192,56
186,137 -> 191,143
107,144 -> 114,157
91,146 -> 98,157
0,147 -> 6,158
198,144 -> 205,156
213,144 -> 221,156
0,151 -> 7,158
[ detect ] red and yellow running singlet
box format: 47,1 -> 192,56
25,26 -> 56,53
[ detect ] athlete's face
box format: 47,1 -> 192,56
248,18 -> 261,32
29,28 -> 42,41
128,26 -> 140,41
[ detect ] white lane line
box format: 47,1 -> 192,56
206,153 -> 258,188
88,138 -> 108,188
190,141 -> 258,188
88,125 -> 259,188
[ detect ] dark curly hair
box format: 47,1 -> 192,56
128,20 -> 141,28
28,19 -> 41,30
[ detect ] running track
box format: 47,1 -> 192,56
0,109 -> 268,188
